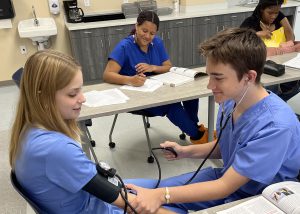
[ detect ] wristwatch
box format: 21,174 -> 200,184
165,187 -> 170,204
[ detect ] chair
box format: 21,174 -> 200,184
10,171 -> 43,214
108,110 -> 186,163
12,67 -> 23,87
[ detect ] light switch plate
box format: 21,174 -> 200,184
84,0 -> 90,7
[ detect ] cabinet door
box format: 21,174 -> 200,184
281,7 -> 296,26
105,25 -> 134,54
70,36 -> 107,84
163,19 -> 193,67
221,12 -> 246,29
192,16 -> 218,66
167,26 -> 193,67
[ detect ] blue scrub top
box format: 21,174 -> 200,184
216,92 -> 300,195
15,127 -> 122,213
108,35 -> 169,77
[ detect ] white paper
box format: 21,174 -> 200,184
0,19 -> 12,29
83,88 -> 129,107
120,79 -> 163,92
283,53 -> 300,69
216,196 -> 284,214
151,72 -> 193,87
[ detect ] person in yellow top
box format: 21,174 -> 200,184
241,0 -> 300,104
240,0 -> 294,45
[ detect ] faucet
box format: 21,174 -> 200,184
32,6 -> 39,26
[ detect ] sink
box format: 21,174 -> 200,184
18,18 -> 57,42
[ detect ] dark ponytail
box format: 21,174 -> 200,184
130,10 -> 160,35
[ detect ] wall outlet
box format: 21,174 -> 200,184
84,0 -> 90,7
20,45 -> 27,55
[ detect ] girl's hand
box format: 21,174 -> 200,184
135,63 -> 155,74
130,75 -> 146,87
257,30 -> 272,39
126,184 -> 164,214
160,141 -> 186,160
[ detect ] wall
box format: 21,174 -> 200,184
0,0 -> 218,83
180,0 -> 225,6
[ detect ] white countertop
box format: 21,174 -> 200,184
65,1 -> 300,31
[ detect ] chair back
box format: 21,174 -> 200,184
10,171 -> 43,214
12,67 -> 23,88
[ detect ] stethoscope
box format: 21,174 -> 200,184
183,84 -> 251,185
151,85 -> 251,187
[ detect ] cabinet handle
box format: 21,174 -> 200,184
205,18 -> 211,21
108,38 -> 111,47
83,31 -> 93,34
161,32 -> 164,40
114,28 -> 124,31
231,15 -> 237,19
101,39 -> 104,48
175,21 -> 184,25
167,31 -> 170,40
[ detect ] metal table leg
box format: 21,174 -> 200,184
208,96 -> 215,142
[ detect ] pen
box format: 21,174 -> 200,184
163,82 -> 175,87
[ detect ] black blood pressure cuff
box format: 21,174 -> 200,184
82,173 -> 121,203
264,60 -> 285,77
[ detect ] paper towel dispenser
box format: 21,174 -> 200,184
0,0 -> 15,19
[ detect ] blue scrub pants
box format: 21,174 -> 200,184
126,167 -> 251,213
266,81 -> 300,101
144,99 -> 200,138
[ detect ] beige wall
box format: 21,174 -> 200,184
0,0 -> 219,83
180,0 -> 225,6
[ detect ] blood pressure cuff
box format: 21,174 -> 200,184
264,60 -> 285,77
82,173 -> 121,203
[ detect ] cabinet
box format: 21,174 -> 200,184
69,24 -> 133,84
68,6 -> 297,83
192,12 -> 246,66
159,19 -> 193,67
192,16 -> 218,66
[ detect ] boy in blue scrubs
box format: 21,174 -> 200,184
124,28 -> 300,214
103,11 -> 210,144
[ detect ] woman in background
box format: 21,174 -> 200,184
103,10 -> 213,144
241,0 -> 294,43
241,0 -> 300,102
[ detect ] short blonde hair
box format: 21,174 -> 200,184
9,50 -> 82,168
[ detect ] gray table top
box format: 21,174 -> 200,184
79,52 -> 300,121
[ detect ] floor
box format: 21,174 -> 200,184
0,84 -> 221,213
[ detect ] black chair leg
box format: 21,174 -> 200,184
109,114 -> 118,148
85,119 -> 96,147
179,132 -> 186,140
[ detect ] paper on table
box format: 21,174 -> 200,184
83,88 -> 129,107
120,79 -> 163,92
283,53 -> 300,69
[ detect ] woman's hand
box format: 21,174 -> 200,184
126,184 -> 164,214
257,30 -> 272,39
130,74 -> 146,87
135,63 -> 156,74
160,141 -> 187,160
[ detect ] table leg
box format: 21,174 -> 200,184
78,121 -> 91,159
208,96 -> 215,142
